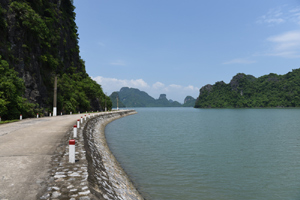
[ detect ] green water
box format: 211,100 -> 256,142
105,108 -> 300,200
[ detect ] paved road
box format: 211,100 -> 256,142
0,114 -> 83,200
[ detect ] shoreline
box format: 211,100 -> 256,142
38,110 -> 144,199
83,110 -> 144,200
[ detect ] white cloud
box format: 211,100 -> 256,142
169,84 -> 182,89
92,76 -> 149,94
92,76 -> 199,103
222,58 -> 256,65
132,79 -> 149,88
257,5 -> 300,26
268,31 -> 300,43
266,30 -> 300,58
109,60 -> 127,66
152,82 -> 165,89
184,85 -> 197,91
289,7 -> 300,13
257,7 -> 285,25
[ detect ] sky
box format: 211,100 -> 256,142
74,0 -> 300,103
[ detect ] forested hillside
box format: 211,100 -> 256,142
109,92 -> 126,108
0,0 -> 111,120
195,68 -> 300,108
110,87 -> 183,107
182,96 -> 196,107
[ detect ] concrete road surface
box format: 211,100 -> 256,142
0,114 -> 83,200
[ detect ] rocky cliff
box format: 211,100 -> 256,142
0,0 -> 111,119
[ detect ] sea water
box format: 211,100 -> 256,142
105,108 -> 300,200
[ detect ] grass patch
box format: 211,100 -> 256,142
0,119 -> 20,124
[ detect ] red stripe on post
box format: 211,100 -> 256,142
69,139 -> 75,145
74,125 -> 77,128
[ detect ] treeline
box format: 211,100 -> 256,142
195,68 -> 300,108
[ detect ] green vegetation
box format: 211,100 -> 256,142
111,87 -> 157,107
182,96 -> 196,107
195,69 -> 300,108
110,92 -> 126,108
110,87 -> 187,107
0,0 -> 111,120
55,73 -> 112,114
0,119 -> 19,124
156,94 -> 182,107
0,56 -> 37,120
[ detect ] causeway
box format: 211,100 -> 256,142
0,114 -> 86,200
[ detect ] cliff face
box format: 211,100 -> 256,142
2,0 -> 72,106
0,0 -> 110,117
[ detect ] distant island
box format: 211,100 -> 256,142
195,68 -> 300,108
109,87 -> 196,108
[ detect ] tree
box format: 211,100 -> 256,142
0,56 -> 35,120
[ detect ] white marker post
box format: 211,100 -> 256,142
80,117 -> 83,123
88,114 -> 90,118
53,76 -> 57,117
53,107 -> 57,117
61,112 -> 62,116
37,113 -> 39,118
73,125 -> 77,138
50,113 -> 51,117
20,114 -> 22,120
70,111 -> 72,115
77,119 -> 80,129
84,115 -> 86,121
69,139 -> 75,163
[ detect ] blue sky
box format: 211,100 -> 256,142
74,0 -> 300,103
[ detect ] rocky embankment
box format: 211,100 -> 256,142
39,110 -> 143,200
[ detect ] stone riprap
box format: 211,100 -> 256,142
39,110 -> 144,200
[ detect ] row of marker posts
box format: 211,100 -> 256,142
70,115 -> 81,163
18,111 -> 71,121
69,112 -> 99,163
17,110 -> 98,121
9,111 -> 106,164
